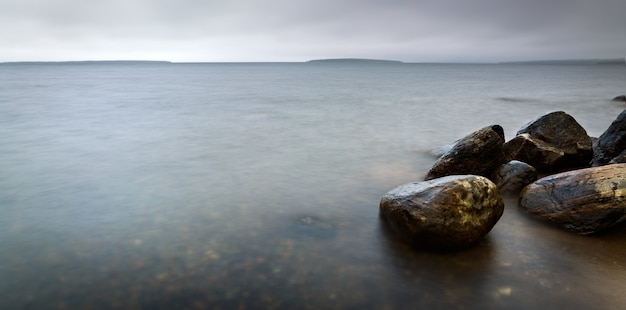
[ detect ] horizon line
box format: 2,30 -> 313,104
1,57 -> 624,65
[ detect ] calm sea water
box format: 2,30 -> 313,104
1,62 -> 625,309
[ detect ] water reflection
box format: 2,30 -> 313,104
377,195 -> 626,309
378,216 -> 499,308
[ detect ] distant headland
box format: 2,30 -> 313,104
498,58 -> 624,65
0,60 -> 172,65
306,58 -> 404,64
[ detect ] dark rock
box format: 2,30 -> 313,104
591,109 -> 626,166
609,148 -> 626,164
613,95 -> 626,102
519,163 -> 626,235
516,111 -> 593,169
492,160 -> 538,195
425,125 -> 506,180
380,175 -> 504,250
503,133 -> 565,171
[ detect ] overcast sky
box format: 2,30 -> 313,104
1,0 -> 625,62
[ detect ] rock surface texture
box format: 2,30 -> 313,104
425,125 -> 506,180
380,175 -> 504,250
503,133 -> 564,171
492,160 -> 538,195
512,111 -> 592,171
591,109 -> 626,166
519,163 -> 626,234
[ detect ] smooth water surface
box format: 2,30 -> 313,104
1,62 -> 625,309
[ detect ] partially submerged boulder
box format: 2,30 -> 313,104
591,109 -> 626,166
425,125 -> 506,180
519,163 -> 626,235
380,175 -> 504,250
492,160 -> 537,195
503,133 -> 564,171
612,95 -> 626,102
515,111 -> 593,170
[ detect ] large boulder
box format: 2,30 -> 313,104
425,125 -> 506,180
492,160 -> 538,195
503,133 -> 565,171
380,175 -> 504,250
591,109 -> 626,166
519,163 -> 626,234
515,111 -> 593,170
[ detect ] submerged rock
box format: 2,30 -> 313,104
519,163 -> 626,235
380,175 -> 504,251
591,109 -> 626,166
291,215 -> 337,239
425,125 -> 506,180
492,160 -> 538,195
516,111 -> 592,169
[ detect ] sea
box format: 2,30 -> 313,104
1,61 -> 625,309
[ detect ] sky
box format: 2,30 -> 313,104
1,0 -> 625,63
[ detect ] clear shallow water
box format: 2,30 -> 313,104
0,62 -> 625,309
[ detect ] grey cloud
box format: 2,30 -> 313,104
1,0 -> 624,61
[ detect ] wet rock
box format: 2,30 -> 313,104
519,163 -> 626,235
591,109 -> 626,166
492,160 -> 538,195
503,133 -> 565,171
516,111 -> 593,169
380,175 -> 504,251
609,148 -> 626,164
425,125 -> 506,180
613,95 -> 626,102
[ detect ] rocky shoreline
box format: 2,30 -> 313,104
380,109 -> 626,250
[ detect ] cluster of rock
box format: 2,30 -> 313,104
380,110 -> 626,251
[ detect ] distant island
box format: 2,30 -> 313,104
499,58 -> 624,65
306,58 -> 404,64
0,60 -> 172,65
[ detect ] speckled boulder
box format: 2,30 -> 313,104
380,175 -> 504,251
519,163 -> 626,235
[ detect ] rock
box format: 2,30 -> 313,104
516,111 -> 593,169
503,133 -> 565,171
609,148 -> 626,164
425,125 -> 506,180
492,160 -> 538,195
291,215 -> 337,239
612,95 -> 626,102
519,163 -> 626,235
380,175 -> 504,250
591,109 -> 626,166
